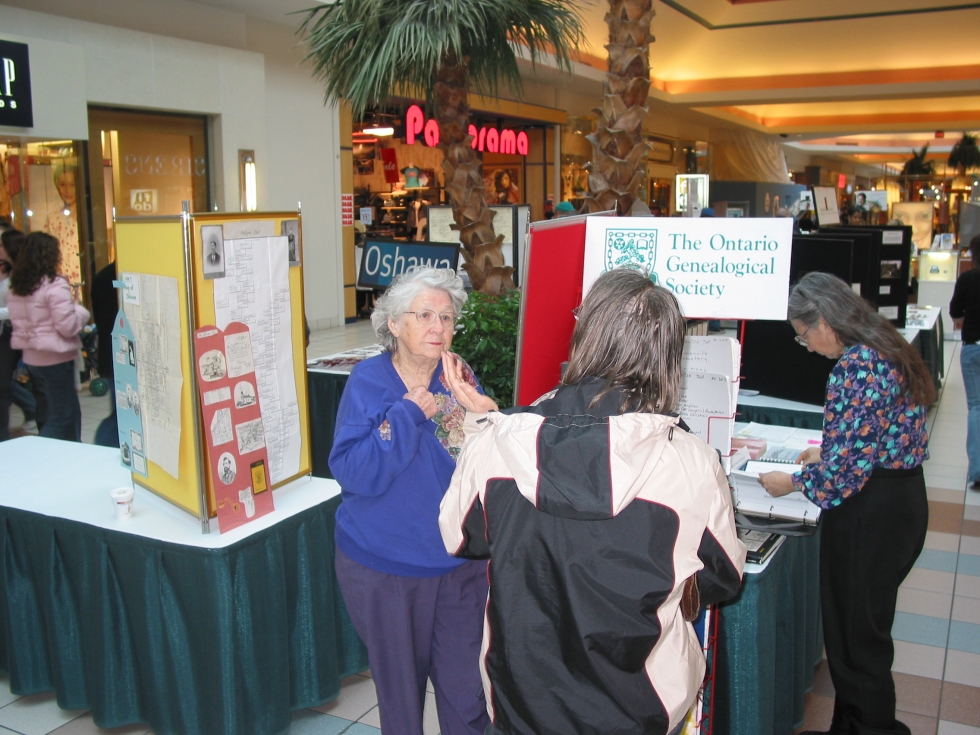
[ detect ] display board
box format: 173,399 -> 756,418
190,212 -> 312,515
114,211 -> 310,527
812,186 -> 840,226
515,211 -> 615,405
115,217 -> 207,520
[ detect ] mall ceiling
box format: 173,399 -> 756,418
186,0 -> 980,172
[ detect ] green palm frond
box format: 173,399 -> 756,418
299,0 -> 587,117
902,144 -> 935,177
949,133 -> 980,173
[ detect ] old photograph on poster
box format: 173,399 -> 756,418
202,225 -> 225,280
281,219 -> 301,266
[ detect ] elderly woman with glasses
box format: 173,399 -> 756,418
760,271 -> 934,735
329,267 -> 489,735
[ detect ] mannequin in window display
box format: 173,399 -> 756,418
43,163 -> 82,294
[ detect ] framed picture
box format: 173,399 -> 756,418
201,224 -> 225,280
484,165 -> 522,205
892,201 -> 934,251
280,219 -> 301,266
353,141 -> 376,175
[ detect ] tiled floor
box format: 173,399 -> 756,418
794,340 -> 980,735
4,321 -> 979,735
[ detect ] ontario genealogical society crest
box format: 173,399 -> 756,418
604,229 -> 658,275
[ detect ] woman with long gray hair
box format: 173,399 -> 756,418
439,268 -> 746,735
760,271 -> 934,735
329,267 -> 489,735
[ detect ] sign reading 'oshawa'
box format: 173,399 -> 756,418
405,104 -> 529,156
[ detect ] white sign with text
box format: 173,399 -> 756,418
583,217 -> 794,320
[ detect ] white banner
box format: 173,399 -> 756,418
583,217 -> 794,320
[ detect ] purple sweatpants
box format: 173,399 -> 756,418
336,547 -> 490,735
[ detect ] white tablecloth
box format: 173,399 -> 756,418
0,436 -> 341,548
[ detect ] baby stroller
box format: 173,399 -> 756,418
80,325 -> 110,397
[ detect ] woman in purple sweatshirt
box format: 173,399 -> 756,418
329,267 -> 488,735
7,232 -> 89,441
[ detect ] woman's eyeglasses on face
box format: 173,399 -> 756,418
794,326 -> 812,347
404,310 -> 456,327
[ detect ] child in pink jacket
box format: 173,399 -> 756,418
7,232 -> 89,441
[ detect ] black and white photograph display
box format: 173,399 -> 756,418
281,219 -> 301,266
202,225 -> 225,279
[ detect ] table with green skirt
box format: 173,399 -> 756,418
309,368 -> 824,735
715,532 -> 823,734
0,437 -> 368,735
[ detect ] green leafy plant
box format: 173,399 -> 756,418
902,144 -> 936,177
949,133 -> 980,174
452,289 -> 521,408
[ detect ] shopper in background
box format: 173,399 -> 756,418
91,260 -> 119,447
950,233 -> 980,491
329,267 -> 489,735
0,227 -> 37,440
760,272 -> 934,735
439,269 -> 746,735
7,232 -> 90,442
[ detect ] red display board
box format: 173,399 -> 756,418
514,214 -> 600,406
194,322 -> 275,532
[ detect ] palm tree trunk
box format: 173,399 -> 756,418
434,57 -> 514,295
582,0 -> 655,217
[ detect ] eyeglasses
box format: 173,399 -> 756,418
404,310 -> 456,327
794,326 -> 812,347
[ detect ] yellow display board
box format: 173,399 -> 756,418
113,212 -> 311,525
189,212 -> 311,516
115,217 -> 207,520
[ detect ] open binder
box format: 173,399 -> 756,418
729,461 -> 822,528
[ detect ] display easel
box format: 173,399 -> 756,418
114,208 -> 311,532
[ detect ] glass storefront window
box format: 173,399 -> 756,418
1,139 -> 84,298
87,107 -> 209,269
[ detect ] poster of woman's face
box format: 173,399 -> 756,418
892,202 -> 934,251
201,225 -> 225,279
484,166 -> 521,205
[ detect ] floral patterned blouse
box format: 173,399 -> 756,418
793,344 -> 929,509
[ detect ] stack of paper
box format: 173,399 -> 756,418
729,460 -> 822,526
734,422 -> 822,464
678,337 -> 740,472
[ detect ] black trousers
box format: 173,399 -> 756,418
821,466 -> 928,735
0,324 -> 17,442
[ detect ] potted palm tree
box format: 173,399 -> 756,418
901,144 -> 936,200
949,133 -> 980,175
582,0 -> 655,216
300,0 -> 585,295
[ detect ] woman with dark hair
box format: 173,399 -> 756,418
760,271 -> 933,735
950,233 -> 980,490
6,232 -> 89,441
0,228 -> 36,440
491,169 -> 519,205
439,268 -> 746,735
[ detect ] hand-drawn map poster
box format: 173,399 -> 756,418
194,322 -> 274,532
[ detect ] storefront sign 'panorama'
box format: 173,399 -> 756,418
583,217 -> 794,321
